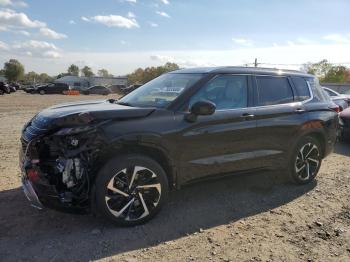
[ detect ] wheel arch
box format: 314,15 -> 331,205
96,140 -> 177,190
298,130 -> 327,158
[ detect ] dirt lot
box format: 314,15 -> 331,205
0,91 -> 350,262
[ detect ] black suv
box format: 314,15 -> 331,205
35,83 -> 69,94
20,67 -> 338,226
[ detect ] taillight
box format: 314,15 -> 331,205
329,105 -> 340,113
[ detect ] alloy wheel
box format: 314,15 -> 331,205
105,166 -> 162,221
295,142 -> 320,181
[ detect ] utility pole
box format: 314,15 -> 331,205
254,58 -> 258,67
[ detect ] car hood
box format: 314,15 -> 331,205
34,99 -> 155,127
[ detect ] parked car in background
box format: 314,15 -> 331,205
121,84 -> 142,94
81,85 -> 111,95
20,67 -> 338,226
33,83 -> 69,95
9,82 -> 20,91
339,107 -> 350,140
107,84 -> 125,94
322,87 -> 350,111
0,82 -> 11,94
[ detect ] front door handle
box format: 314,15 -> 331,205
241,113 -> 255,119
295,108 -> 305,114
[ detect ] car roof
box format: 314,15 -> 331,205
170,66 -> 313,77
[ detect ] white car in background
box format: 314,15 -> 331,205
322,86 -> 350,111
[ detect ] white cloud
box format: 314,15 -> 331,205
69,20 -> 76,25
124,0 -> 136,3
40,27 -> 67,39
323,34 -> 350,44
156,11 -> 170,18
232,38 -> 253,47
0,8 -> 45,28
150,54 -> 216,67
83,14 -> 139,29
10,40 -> 62,58
81,16 -> 89,22
120,40 -> 127,45
17,29 -> 29,35
149,22 -> 158,27
0,40 -> 9,50
127,11 -> 135,18
160,0 -> 169,4
0,0 -> 27,7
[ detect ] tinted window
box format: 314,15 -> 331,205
256,76 -> 293,106
189,75 -> 248,110
291,77 -> 311,101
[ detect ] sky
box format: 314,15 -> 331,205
1,0 -> 350,76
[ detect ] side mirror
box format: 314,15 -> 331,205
185,100 -> 216,122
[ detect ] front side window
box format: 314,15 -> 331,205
291,76 -> 311,101
256,76 -> 294,106
119,73 -> 203,108
189,75 -> 248,110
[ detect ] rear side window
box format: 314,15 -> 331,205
291,77 -> 311,101
256,76 -> 294,106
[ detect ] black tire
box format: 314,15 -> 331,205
95,154 -> 169,226
0,90 -> 4,95
288,136 -> 322,184
39,90 -> 45,95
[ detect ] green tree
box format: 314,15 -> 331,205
23,71 -> 39,84
81,66 -> 94,77
39,73 -> 53,83
127,62 -> 180,85
303,59 -> 349,83
0,69 -> 5,76
97,69 -> 110,77
4,59 -> 25,81
67,64 -> 79,76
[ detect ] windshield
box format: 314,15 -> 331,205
119,73 -> 203,108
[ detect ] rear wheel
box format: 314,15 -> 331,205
0,89 -> 3,95
95,154 -> 169,226
39,90 -> 45,95
288,136 -> 322,184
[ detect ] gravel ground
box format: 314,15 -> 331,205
0,92 -> 349,262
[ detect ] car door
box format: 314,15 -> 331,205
252,75 -> 310,167
175,74 -> 260,184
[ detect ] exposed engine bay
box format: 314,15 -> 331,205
23,125 -> 106,210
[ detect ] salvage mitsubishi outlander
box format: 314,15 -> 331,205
20,67 -> 338,226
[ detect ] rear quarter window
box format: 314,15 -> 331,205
305,77 -> 328,102
256,76 -> 294,106
291,76 -> 311,101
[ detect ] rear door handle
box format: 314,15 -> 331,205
241,113 -> 255,119
295,108 -> 306,114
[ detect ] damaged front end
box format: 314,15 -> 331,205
20,113 -> 107,213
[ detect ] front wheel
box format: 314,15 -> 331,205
39,90 -> 45,95
95,154 -> 169,226
288,136 -> 322,184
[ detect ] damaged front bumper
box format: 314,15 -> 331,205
21,173 -> 44,210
